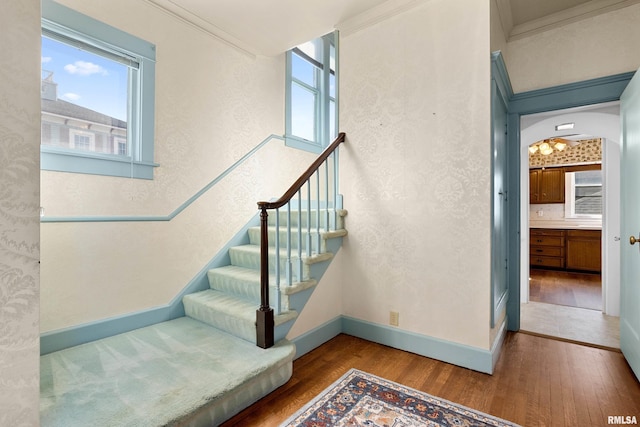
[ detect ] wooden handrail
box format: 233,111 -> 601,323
255,132 -> 346,349
257,132 -> 346,211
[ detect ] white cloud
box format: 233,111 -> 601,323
64,61 -> 108,76
42,56 -> 52,64
62,93 -> 81,102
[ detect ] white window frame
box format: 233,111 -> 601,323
565,170 -> 603,219
285,32 -> 338,153
69,129 -> 95,151
41,0 -> 157,179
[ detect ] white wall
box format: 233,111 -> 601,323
339,0 -> 492,350
505,3 -> 640,93
40,0 -> 319,332
0,0 -> 41,423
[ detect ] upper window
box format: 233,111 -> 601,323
41,0 -> 157,179
285,32 -> 338,153
566,169 -> 602,217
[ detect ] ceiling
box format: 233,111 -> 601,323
496,0 -> 640,41
145,0 -> 640,56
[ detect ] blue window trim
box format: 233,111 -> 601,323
41,0 -> 158,179
285,32 -> 338,153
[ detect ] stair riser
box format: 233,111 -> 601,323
206,271 -> 290,309
183,299 -> 256,343
247,228 -> 327,253
267,210 -> 344,230
228,249 -> 311,281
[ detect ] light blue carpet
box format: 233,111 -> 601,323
40,317 -> 295,427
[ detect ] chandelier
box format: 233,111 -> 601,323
528,138 -> 571,156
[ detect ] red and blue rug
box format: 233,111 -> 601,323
281,369 -> 519,427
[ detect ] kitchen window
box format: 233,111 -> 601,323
41,0 -> 157,179
565,169 -> 602,217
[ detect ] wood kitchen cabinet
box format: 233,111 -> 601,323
530,229 -> 565,269
530,168 -> 565,204
566,229 -> 601,272
530,228 -> 601,273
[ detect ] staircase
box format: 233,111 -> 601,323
40,134 -> 348,427
40,209 -> 347,427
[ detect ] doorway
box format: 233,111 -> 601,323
518,103 -> 621,349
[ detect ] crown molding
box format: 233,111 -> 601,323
509,0 -> 640,41
143,0 -> 257,58
494,0 -> 513,41
336,0 -> 427,37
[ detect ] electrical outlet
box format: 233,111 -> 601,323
389,311 -> 399,326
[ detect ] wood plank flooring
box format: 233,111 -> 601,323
529,269 -> 602,310
221,333 -> 640,427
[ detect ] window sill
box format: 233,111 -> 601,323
285,135 -> 324,154
41,148 -> 159,179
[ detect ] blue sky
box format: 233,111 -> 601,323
41,36 -> 128,121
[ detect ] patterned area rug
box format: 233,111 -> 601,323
281,369 -> 520,427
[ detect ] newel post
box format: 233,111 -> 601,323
256,206 -> 274,349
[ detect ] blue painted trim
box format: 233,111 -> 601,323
490,52 -> 511,329
491,318 -> 507,372
40,212 -> 261,355
41,150 -> 158,180
285,135 -> 323,154
341,316 -> 494,374
491,52 -> 514,102
509,72 -> 635,114
505,72 -> 634,332
42,0 -> 157,180
41,134 -> 284,223
291,316 -> 343,359
506,112 -> 521,332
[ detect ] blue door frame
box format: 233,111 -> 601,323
492,52 -> 634,331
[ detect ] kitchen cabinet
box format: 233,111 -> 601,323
530,229 -> 565,269
566,230 -> 601,272
530,168 -> 565,204
530,228 -> 601,273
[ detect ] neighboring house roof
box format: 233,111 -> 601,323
42,98 -> 127,129
575,189 -> 602,214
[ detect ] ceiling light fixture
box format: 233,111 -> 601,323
528,138 -> 573,156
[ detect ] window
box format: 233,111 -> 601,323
566,169 -> 602,217
41,0 -> 157,179
285,32 -> 338,153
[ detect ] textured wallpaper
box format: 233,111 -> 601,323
339,0 -> 492,350
505,3 -> 640,93
39,0 -> 320,332
0,0 -> 41,424
529,138 -> 602,167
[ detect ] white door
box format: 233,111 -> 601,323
620,69 -> 640,381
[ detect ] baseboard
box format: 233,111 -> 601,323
290,316 -> 343,359
490,317 -> 508,373
40,212 -> 260,355
289,315 -> 500,374
341,316 -> 495,374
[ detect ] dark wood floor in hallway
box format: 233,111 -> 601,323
222,333 -> 640,427
529,268 -> 602,310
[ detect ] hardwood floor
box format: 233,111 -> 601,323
221,333 -> 640,427
529,268 -> 602,310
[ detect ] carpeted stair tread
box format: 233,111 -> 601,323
183,289 -> 298,343
40,317 -> 295,427
207,265 -> 317,301
229,244 -> 333,273
247,226 -> 348,250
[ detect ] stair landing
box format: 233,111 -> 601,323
40,317 -> 295,427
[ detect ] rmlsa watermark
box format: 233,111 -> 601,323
608,415 -> 638,425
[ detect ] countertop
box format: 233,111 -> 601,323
529,220 -> 601,231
